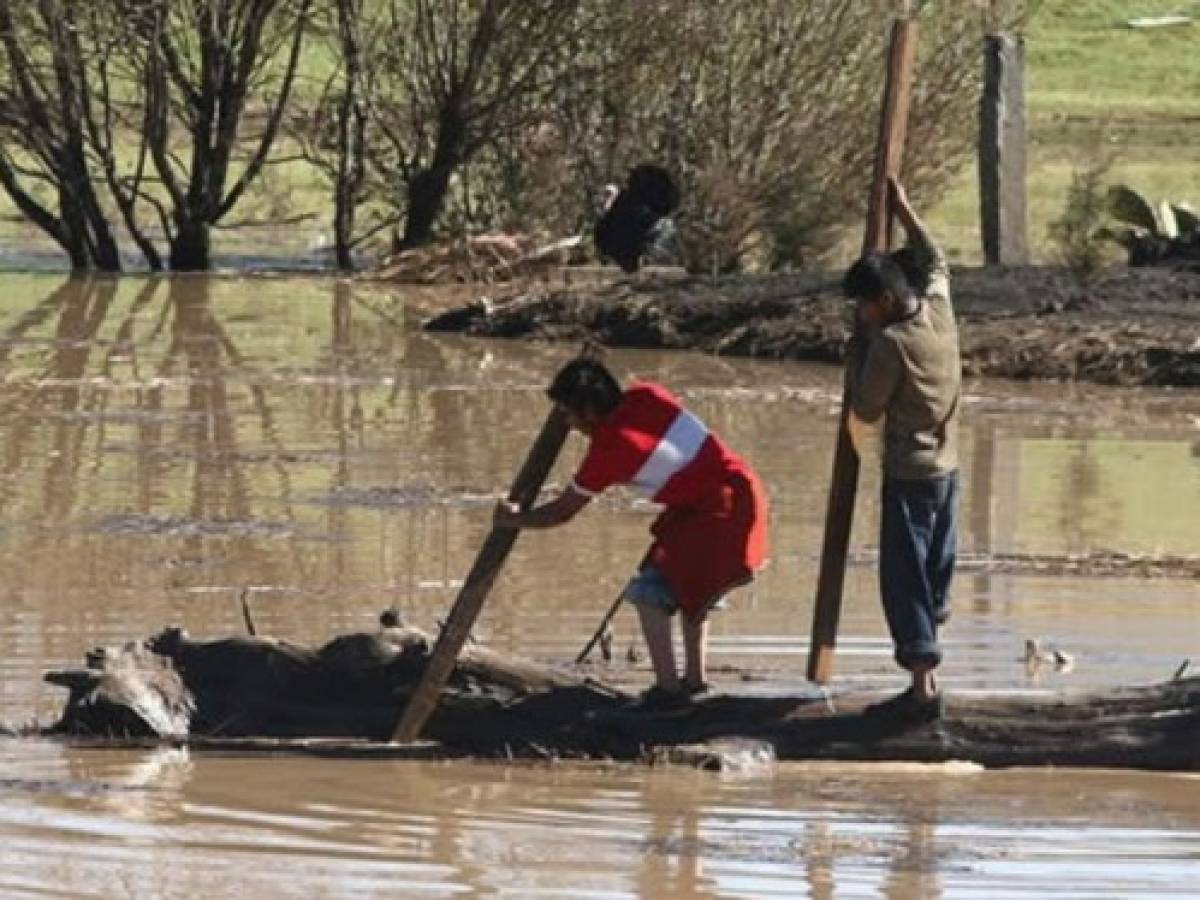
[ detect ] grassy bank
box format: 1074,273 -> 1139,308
932,0 -> 1200,262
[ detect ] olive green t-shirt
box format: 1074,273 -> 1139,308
849,228 -> 961,480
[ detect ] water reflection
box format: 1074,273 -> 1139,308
4,740 -> 1197,897
0,273 -> 1198,893
0,274 -> 1197,723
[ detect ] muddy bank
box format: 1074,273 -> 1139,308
424,265 -> 1200,387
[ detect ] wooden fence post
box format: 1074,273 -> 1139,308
980,31 -> 1030,265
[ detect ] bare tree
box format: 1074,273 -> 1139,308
125,0 -> 313,270
293,0 -> 593,258
368,0 -> 586,251
331,0 -> 368,270
0,1 -> 123,270
290,0 -> 376,270
0,0 -> 312,272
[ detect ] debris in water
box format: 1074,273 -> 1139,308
1023,638 -> 1075,676
647,738 -> 775,773
1125,16 -> 1192,29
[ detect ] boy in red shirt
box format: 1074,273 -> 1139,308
494,358 -> 769,708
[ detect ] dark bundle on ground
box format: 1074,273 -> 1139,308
1127,232 -> 1200,269
594,164 -> 681,273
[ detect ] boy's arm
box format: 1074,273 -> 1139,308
494,486 -> 591,530
889,177 -> 948,282
846,409 -> 878,459
849,335 -> 902,425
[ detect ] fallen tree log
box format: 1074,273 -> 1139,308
35,620 -> 1200,771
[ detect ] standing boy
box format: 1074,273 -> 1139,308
494,358 -> 768,709
843,178 -> 961,720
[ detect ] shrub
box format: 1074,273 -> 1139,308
459,1 -> 1018,272
1048,154 -> 1116,280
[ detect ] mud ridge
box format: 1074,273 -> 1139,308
424,266 -> 1200,387
846,550 -> 1200,581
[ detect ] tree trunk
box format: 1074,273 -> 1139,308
399,102 -> 466,250
332,0 -> 365,271
169,220 -> 212,271
57,187 -> 121,272
58,231 -> 91,271
400,160 -> 456,250
79,207 -> 122,273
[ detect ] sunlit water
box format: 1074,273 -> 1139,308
0,274 -> 1198,896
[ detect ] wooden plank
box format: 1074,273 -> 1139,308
390,403 -> 571,742
861,17 -> 919,258
807,13 -> 918,684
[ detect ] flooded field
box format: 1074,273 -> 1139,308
1,273 -> 1198,896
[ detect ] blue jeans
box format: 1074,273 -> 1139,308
879,471 -> 959,671
623,564 -> 727,617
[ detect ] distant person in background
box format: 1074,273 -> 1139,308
843,177 -> 962,722
594,164 -> 681,273
494,357 -> 768,710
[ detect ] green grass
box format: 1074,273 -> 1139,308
1026,0 -> 1200,119
931,0 -> 1200,263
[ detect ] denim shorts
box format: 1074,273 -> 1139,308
623,564 -> 727,617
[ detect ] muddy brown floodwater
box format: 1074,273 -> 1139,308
1,273 -> 1198,896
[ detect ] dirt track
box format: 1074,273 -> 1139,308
424,264 -> 1200,387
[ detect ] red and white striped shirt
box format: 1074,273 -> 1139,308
570,382 -> 746,505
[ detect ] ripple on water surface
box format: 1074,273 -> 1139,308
0,743 -> 1198,898
0,275 -> 1197,896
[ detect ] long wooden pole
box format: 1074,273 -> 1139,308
806,13 -> 918,684
391,404 -> 570,742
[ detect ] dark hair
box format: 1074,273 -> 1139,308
547,358 -> 622,417
843,251 -> 915,303
890,246 -> 931,295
